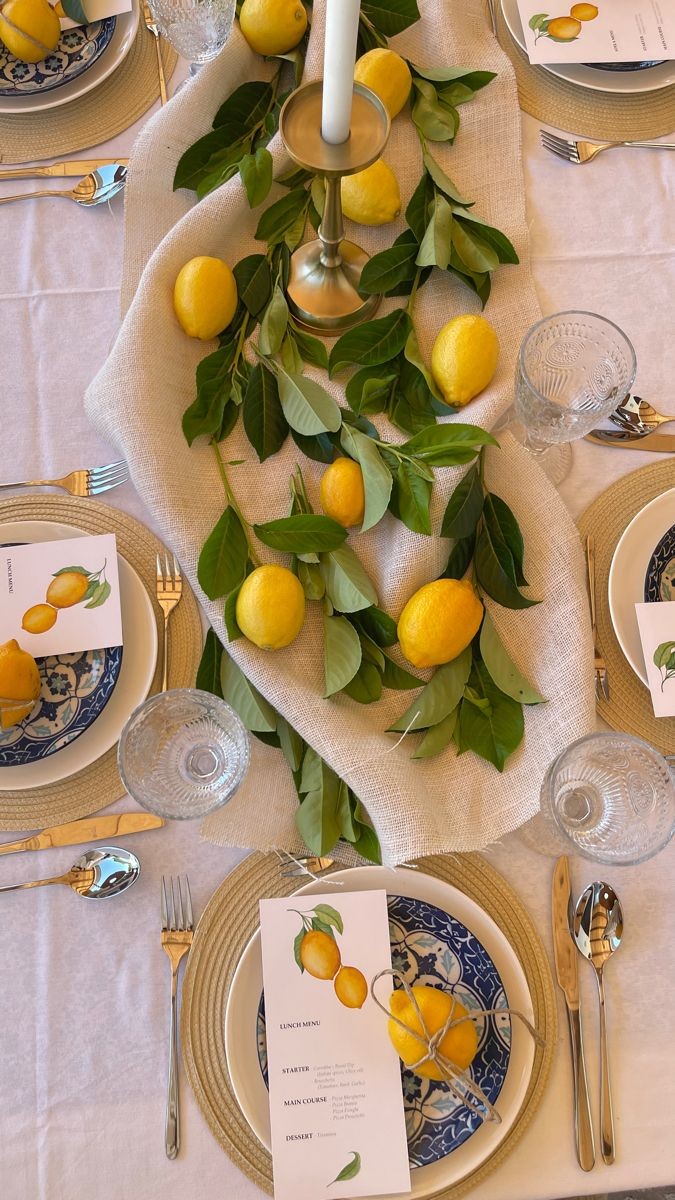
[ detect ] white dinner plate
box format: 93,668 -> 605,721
608,489 -> 675,686
0,519 -> 157,790
501,0 -> 675,94
224,865 -> 536,1200
0,0 -> 139,114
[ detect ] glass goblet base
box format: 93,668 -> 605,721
495,410 -> 573,486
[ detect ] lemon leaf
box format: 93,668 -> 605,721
456,661 -> 524,771
411,64 -> 495,90
213,80 -> 274,137
412,708 -> 458,759
224,579 -> 245,642
474,525 -> 539,610
401,423 -> 497,465
451,220 -> 499,274
483,493 -> 528,586
290,429 -> 336,463
277,368 -> 342,436
220,651 -> 277,733
340,424 -> 392,532
381,652 -> 424,690
412,80 -> 458,143
52,565 -> 90,577
293,929 -> 305,973
329,1151 -> 362,1184
277,716 -> 304,773
324,614 -> 363,697
239,147 -> 273,209
321,545 -> 378,613
359,236 -> 419,295
233,254 -> 272,317
254,515 -> 347,554
352,605 -> 398,648
255,188 -> 308,245
345,366 -> 397,417
422,149 -> 473,207
295,763 -> 342,854
62,0 -> 88,23
342,660 -> 383,704
243,363 -> 288,463
406,172 -> 435,241
313,903 -> 344,934
198,507 -> 248,601
297,561 -> 325,601
480,611 -> 546,704
441,534 -> 475,581
196,628 -> 224,698
441,466 -> 483,539
389,461 -> 432,535
329,309 -> 412,376
361,0 -> 419,34
259,285 -> 288,356
84,580 -> 111,609
416,194 -> 453,270
387,647 -> 472,732
290,326 -> 329,371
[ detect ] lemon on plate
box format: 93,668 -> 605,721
388,985 -> 478,1080
397,578 -> 483,670
173,256 -> 238,341
239,0 -> 307,56
0,0 -> 60,63
0,638 -> 41,729
354,48 -> 412,119
235,563 -> 305,650
341,159 -> 401,227
320,458 -> 365,528
431,314 -> 499,408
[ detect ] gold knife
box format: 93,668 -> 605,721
0,812 -> 164,855
586,431 -> 675,452
552,856 -> 595,1171
0,158 -> 129,180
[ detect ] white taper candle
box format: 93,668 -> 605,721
321,0 -> 360,145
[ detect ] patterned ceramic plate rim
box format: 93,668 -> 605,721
254,891 -> 512,1168
0,18 -> 116,98
644,523 -> 675,603
609,488 -> 675,685
224,866 -> 535,1200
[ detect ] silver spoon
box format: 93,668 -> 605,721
0,846 -> 140,898
610,395 -> 675,436
0,163 -> 127,208
572,881 -> 623,1165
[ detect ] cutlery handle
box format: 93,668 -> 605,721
585,536 -> 597,637
598,973 -> 615,1164
567,1006 -> 595,1171
0,166 -> 54,179
0,189 -> 65,204
162,615 -> 169,692
0,478 -> 49,490
153,34 -> 168,105
623,140 -> 675,150
0,873 -> 66,892
165,972 -> 180,1158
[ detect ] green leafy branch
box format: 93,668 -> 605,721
196,628 -> 381,861
654,641 -> 675,691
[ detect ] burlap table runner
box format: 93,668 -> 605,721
84,0 -> 595,863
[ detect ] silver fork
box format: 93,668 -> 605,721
161,875 -> 194,1160
277,852 -> 335,878
0,461 -> 128,497
156,554 -> 183,692
585,535 -> 609,703
541,129 -> 675,164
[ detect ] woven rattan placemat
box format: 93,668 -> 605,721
181,851 -> 556,1199
495,2 -> 675,140
0,494 -> 202,830
0,26 -> 177,165
578,458 -> 675,754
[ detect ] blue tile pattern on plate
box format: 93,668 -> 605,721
0,646 -> 122,765
644,524 -> 675,602
0,18 -> 115,97
255,893 -> 511,1168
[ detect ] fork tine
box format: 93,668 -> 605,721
156,553 -> 164,588
165,554 -> 172,589
176,875 -> 185,929
540,130 -> 572,149
169,877 -> 177,930
89,466 -> 128,488
183,876 -> 194,929
161,875 -> 168,929
89,475 -> 129,496
173,555 -> 182,583
88,460 -> 127,482
601,672 -> 610,702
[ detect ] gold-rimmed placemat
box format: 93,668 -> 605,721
181,852 -> 556,1199
495,2 -> 675,139
0,26 -> 177,165
578,458 -> 675,754
0,494 -> 202,830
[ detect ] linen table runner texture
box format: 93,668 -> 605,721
85,0 -> 595,863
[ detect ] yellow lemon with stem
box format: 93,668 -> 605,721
239,0 -> 307,56
397,578 -> 483,670
388,985 -> 478,1080
173,256 -> 238,341
0,638 -> 41,729
235,564 -> 305,651
320,458 -> 365,528
431,314 -> 499,408
353,48 -> 412,119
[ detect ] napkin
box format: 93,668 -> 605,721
84,0 -> 595,864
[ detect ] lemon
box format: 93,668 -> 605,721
235,564 -> 305,650
546,15 -> 581,39
320,458 -> 365,528
569,3 -> 597,18
397,578 -> 483,670
353,48 -> 412,119
300,930 -> 341,979
341,159 -> 401,227
388,985 -> 478,1081
0,0 -> 60,62
334,966 -> 368,1009
239,0 -> 307,55
21,603 -> 58,635
46,570 -> 89,609
0,639 -> 41,730
431,314 -> 499,408
173,256 -> 238,341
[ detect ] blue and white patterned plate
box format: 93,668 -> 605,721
644,523 -> 675,603
255,893 -> 510,1168
0,18 -> 116,98
0,646 -> 122,767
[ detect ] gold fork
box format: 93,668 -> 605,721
156,554 -> 183,692
541,129 -> 675,164
143,0 -> 167,106
585,536 -> 609,703
161,875 -> 194,1160
0,461 -> 128,497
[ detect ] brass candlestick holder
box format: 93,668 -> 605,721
278,81 -> 391,335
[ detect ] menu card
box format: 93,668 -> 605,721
516,0 -> 674,64
259,890 -> 410,1200
0,534 -> 123,657
51,0 -> 132,32
635,601 -> 675,717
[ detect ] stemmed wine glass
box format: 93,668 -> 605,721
149,0 -> 236,81
503,311 -> 637,486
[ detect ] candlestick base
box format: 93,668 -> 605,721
278,81 -> 391,335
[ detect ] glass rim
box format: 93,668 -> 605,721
518,309 -> 637,405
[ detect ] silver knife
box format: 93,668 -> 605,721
0,158 -> 129,180
552,856 -> 595,1171
586,430 -> 675,452
0,812 -> 163,854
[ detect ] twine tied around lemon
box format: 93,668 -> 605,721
371,969 -> 545,1124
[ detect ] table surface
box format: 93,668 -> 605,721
2,56 -> 675,1200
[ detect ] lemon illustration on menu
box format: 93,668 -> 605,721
21,561 -> 111,636
291,903 -> 368,1009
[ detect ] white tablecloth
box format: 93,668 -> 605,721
3,60 -> 675,1200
